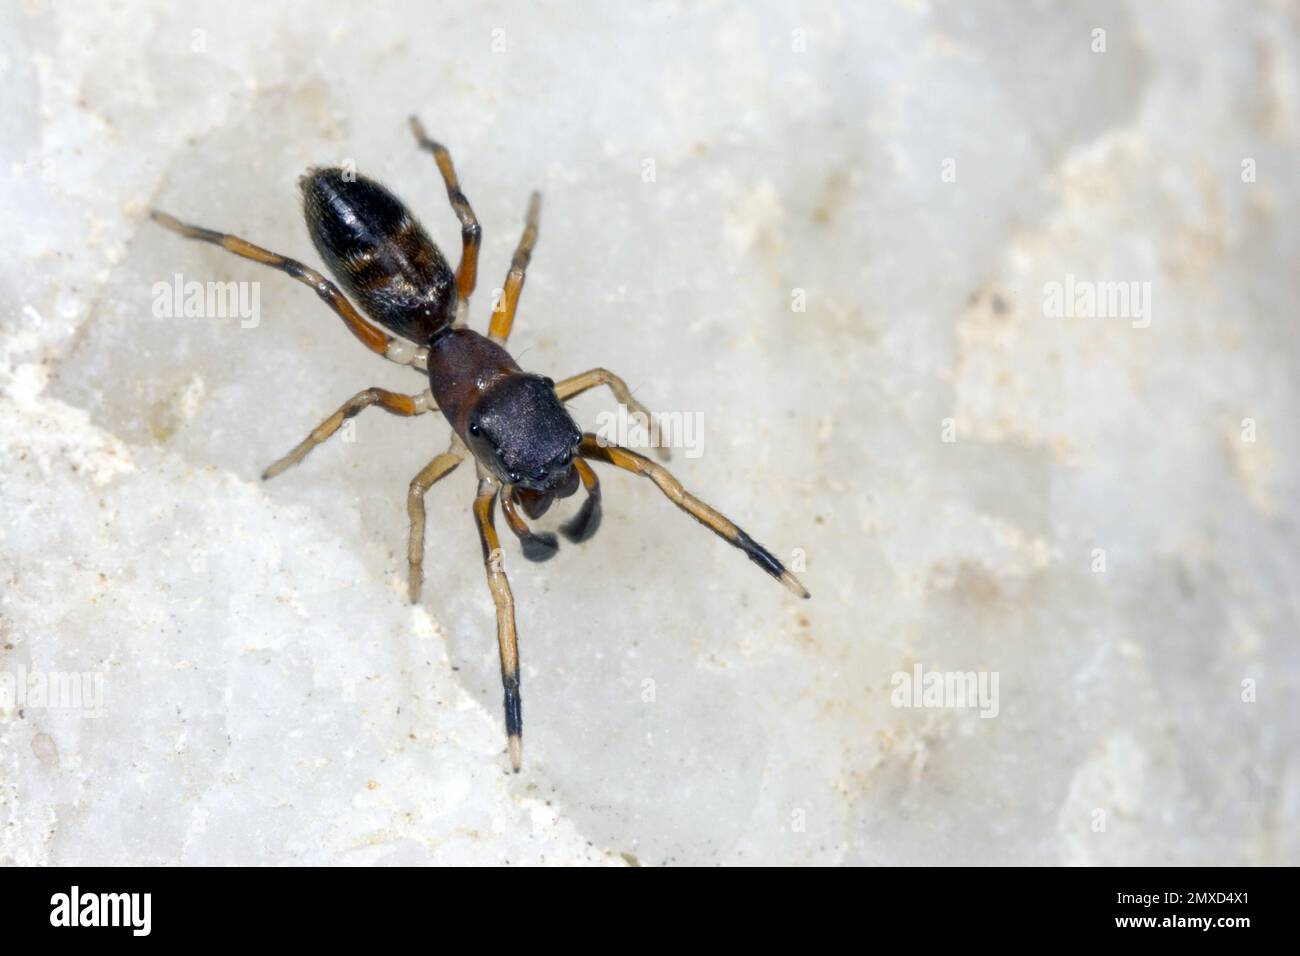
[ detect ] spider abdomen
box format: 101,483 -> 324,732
302,168 -> 456,343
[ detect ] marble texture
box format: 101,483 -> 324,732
1,0 -> 1297,865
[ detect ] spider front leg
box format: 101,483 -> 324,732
262,387 -> 435,480
409,116 -> 481,317
406,447 -> 464,604
472,481 -> 524,772
555,368 -> 670,461
579,435 -> 810,599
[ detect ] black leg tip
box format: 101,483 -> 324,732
504,688 -> 524,771
736,530 -> 784,578
735,529 -> 811,597
503,682 -> 523,737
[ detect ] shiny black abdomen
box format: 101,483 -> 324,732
302,169 -> 456,343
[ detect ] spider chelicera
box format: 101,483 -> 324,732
150,116 -> 810,772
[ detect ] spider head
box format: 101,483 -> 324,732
466,373 -> 582,496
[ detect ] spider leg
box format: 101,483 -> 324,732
262,388 -> 435,480
554,368 -> 670,461
148,211 -> 428,371
487,191 -> 542,345
500,490 -> 560,562
579,434 -> 810,599
407,444 -> 465,604
472,481 -> 524,772
408,116 -> 481,317
559,457 -> 602,543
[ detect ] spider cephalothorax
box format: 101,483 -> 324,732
150,116 -> 809,773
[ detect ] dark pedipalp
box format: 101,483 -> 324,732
500,490 -> 560,562
559,457 -> 602,542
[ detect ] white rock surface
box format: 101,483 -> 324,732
1,1 -> 1296,865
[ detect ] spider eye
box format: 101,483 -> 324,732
468,422 -> 481,437
508,471 -> 521,483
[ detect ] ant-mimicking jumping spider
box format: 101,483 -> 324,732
151,116 -> 810,772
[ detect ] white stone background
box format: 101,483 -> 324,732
1,0 -> 1297,866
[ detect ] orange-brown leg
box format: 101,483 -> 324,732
472,485 -> 524,771
579,435 -> 810,598
409,116 -> 481,311
148,211 -> 425,366
487,192 -> 541,344
262,387 -> 434,480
